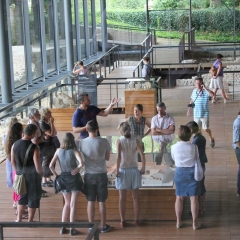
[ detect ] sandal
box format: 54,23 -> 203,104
15,210 -> 28,216
41,193 -> 48,197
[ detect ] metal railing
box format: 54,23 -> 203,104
85,45 -> 120,78
0,222 -> 99,240
179,28 -> 195,62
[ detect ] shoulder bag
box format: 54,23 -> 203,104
194,145 -> 204,181
13,143 -> 33,195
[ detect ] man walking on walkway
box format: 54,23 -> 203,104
187,77 -> 215,148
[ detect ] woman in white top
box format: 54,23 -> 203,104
171,125 -> 201,230
72,60 -> 88,75
116,122 -> 145,227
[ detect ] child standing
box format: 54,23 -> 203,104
116,122 -> 145,227
186,121 -> 208,214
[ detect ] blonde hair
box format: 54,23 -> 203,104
39,107 -> 50,121
61,132 -> 77,150
119,122 -> 131,138
5,117 -> 18,129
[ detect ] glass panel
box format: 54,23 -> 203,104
71,0 -> 77,62
0,69 -> 1,94
9,1 -> 27,88
29,0 -> 43,79
57,0 -> 66,67
88,0 -> 93,55
78,0 -> 86,59
95,0 -> 101,53
44,0 -> 56,73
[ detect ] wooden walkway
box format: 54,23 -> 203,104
1,87 -> 240,239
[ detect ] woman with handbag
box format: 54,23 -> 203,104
11,124 -> 43,222
171,125 -> 201,230
49,132 -> 84,236
4,122 -> 28,218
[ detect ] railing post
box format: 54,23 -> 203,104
0,225 -> 3,240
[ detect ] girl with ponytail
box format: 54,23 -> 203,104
115,122 -> 146,227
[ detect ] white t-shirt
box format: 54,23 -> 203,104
171,141 -> 199,167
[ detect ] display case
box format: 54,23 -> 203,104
75,163 -> 176,221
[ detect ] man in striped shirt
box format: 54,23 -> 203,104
187,77 -> 215,148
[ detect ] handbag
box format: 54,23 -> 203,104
194,146 -> 204,181
12,143 -> 33,195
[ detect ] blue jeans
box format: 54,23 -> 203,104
234,148 -> 240,193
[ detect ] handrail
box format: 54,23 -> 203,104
85,45 -> 119,70
0,222 -> 99,240
140,33 -> 152,46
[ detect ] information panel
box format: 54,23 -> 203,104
77,74 -> 97,105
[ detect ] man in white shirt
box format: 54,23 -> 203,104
151,102 -> 175,165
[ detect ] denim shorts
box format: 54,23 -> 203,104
174,167 -> 201,197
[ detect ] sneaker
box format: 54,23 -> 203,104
60,227 -> 67,234
101,224 -> 111,233
69,228 -> 80,236
224,99 -> 230,103
88,228 -> 92,233
212,99 -> 216,103
210,139 -> 215,148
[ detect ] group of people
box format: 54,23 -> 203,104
3,107 -> 60,222
4,52 -> 240,235
70,89 -> 210,231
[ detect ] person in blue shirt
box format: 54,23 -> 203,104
186,121 -> 208,214
72,93 -> 120,139
232,110 -> 240,196
187,77 -> 215,148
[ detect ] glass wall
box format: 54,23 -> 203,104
71,0 -> 77,62
78,0 -> 86,59
95,0 -> 102,53
44,0 -> 56,73
28,0 -> 43,80
9,1 -> 27,88
0,70 -> 1,94
57,0 -> 67,67
88,0 -> 93,55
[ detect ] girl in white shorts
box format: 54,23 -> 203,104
116,122 -> 145,227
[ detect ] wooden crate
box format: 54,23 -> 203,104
124,89 -> 157,118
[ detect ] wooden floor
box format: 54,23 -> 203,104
1,86 -> 240,239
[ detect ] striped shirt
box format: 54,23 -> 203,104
191,89 -> 210,118
233,116 -> 240,149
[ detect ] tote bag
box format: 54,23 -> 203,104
12,143 -> 33,195
13,174 -> 27,195
194,146 -> 204,181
